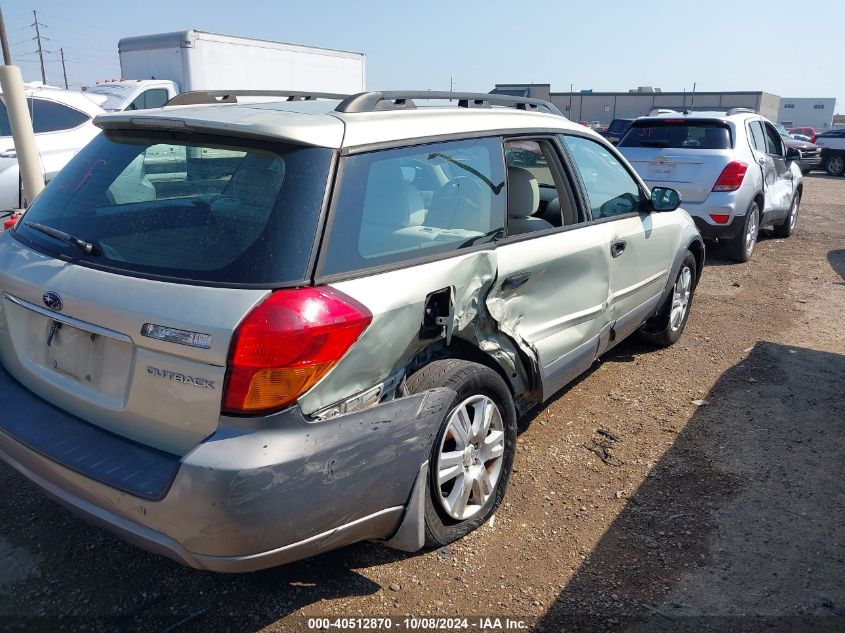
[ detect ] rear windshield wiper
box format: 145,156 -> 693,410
25,222 -> 98,255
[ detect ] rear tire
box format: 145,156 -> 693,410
639,251 -> 697,347
725,201 -> 759,263
406,359 -> 517,547
826,153 -> 845,177
773,192 -> 800,238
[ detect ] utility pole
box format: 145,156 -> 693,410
31,9 -> 48,84
60,47 -> 68,89
569,83 -> 573,116
0,6 -> 11,64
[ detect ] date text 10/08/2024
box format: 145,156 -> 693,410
307,617 -> 528,630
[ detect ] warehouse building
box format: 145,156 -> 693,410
492,84 -> 781,125
777,97 -> 837,131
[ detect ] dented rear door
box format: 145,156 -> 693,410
489,225 -> 612,402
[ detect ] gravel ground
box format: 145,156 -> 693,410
1,174 -> 843,633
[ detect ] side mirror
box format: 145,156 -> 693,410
785,147 -> 801,161
651,187 -> 682,212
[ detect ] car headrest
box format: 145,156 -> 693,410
507,167 -> 539,218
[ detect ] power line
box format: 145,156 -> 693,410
31,9 -> 50,84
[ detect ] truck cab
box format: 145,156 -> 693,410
82,80 -> 179,113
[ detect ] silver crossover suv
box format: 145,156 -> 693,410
618,109 -> 803,262
0,91 -> 703,571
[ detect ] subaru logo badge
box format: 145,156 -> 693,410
42,291 -> 63,312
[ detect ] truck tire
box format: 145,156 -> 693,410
826,153 -> 845,177
406,359 -> 517,547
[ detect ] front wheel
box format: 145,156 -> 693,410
826,154 -> 845,177
406,359 -> 517,547
725,201 -> 759,263
773,192 -> 800,238
639,251 -> 697,347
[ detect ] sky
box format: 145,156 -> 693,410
4,0 -> 843,113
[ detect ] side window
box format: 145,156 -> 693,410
127,89 -> 170,111
28,98 -> 89,133
763,123 -> 783,156
503,138 -> 580,234
748,121 -> 766,151
562,135 -> 642,220
320,137 -> 506,276
0,101 -> 11,136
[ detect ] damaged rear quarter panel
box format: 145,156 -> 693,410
299,250 -> 535,414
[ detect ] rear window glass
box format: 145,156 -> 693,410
14,132 -> 333,285
619,120 -> 733,149
320,137 -> 506,277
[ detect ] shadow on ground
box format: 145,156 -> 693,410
828,248 -> 845,283
537,341 -> 845,632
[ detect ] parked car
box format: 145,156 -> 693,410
0,83 -> 107,212
814,128 -> 845,177
0,90 -> 703,572
788,127 -> 816,143
601,118 -> 635,145
774,124 -> 822,175
618,109 -> 803,262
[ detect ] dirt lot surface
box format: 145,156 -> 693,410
1,175 -> 843,633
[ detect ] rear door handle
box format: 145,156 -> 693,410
501,272 -> 531,292
611,240 -> 627,258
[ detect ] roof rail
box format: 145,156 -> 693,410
334,91 -> 563,116
725,107 -> 757,116
165,90 -> 349,107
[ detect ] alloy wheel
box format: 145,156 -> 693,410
789,196 -> 799,230
745,209 -> 759,256
434,395 -> 505,520
670,266 -> 692,332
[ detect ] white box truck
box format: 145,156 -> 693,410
117,30 -> 366,95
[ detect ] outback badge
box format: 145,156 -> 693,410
147,366 -> 215,389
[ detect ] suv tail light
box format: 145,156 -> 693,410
222,287 -> 372,414
712,161 -> 748,192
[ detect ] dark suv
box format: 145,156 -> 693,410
601,118 -> 635,145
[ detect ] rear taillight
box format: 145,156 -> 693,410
712,161 -> 748,192
222,287 -> 372,414
709,214 -> 730,224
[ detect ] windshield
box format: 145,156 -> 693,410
13,131 -> 333,286
619,120 -> 733,149
775,124 -> 790,138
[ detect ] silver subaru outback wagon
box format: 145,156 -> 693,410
0,91 -> 703,572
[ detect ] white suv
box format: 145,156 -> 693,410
0,84 -> 107,212
618,109 -> 804,262
0,91 -> 703,571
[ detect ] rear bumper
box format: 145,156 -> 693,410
691,212 -> 745,240
0,363 -> 453,572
